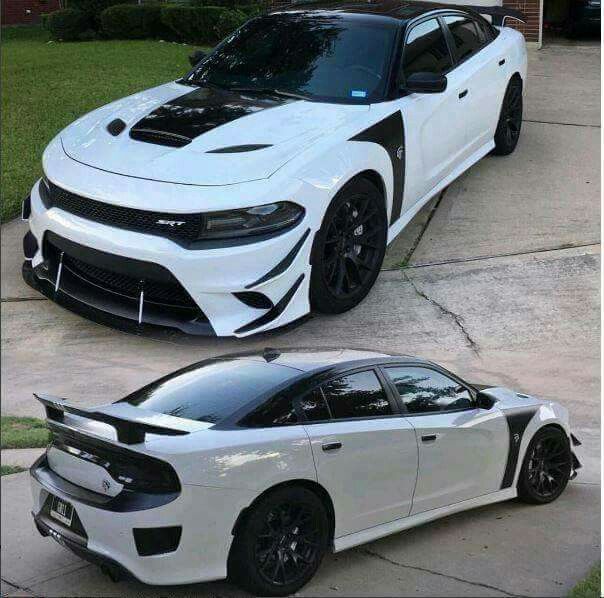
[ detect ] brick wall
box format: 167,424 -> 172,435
502,0 -> 541,43
2,0 -> 62,25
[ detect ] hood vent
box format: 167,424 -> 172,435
107,118 -> 126,136
207,144 -> 273,154
130,128 -> 192,148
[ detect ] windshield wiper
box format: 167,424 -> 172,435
228,87 -> 311,101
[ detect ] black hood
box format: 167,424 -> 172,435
128,86 -> 289,147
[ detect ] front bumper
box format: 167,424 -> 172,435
24,180 -> 315,337
30,455 -> 255,585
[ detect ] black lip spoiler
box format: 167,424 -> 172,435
463,5 -> 526,25
34,393 -> 190,445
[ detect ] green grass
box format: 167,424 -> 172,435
1,26 -> 201,221
0,464 -> 26,476
570,564 -> 601,598
1,416 -> 50,449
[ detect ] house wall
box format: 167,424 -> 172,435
2,0 -> 61,25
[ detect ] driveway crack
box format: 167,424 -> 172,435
403,272 -> 480,356
360,548 -> 523,597
1,576 -> 34,596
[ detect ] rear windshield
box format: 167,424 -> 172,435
119,360 -> 299,423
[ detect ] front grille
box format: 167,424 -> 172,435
46,182 -> 203,245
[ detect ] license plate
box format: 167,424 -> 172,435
50,496 -> 73,527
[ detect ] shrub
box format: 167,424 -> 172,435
236,2 -> 264,17
66,0 -> 135,27
100,4 -> 165,38
47,9 -> 93,41
213,8 -> 246,39
161,5 -> 227,43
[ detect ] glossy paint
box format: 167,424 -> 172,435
25,8 -> 527,336
30,351 -> 576,586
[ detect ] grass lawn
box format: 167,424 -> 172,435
0,465 -> 26,476
569,564 -> 601,598
1,26 -> 199,222
1,415 -> 50,449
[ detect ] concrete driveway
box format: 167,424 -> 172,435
1,43 -> 600,597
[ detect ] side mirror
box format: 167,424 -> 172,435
476,392 -> 495,410
189,50 -> 207,67
403,72 -> 447,94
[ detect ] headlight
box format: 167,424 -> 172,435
198,202 -> 304,240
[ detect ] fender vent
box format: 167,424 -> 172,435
107,119 -> 126,136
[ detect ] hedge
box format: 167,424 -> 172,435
160,5 -> 228,43
47,9 -> 93,40
66,0 -> 136,27
213,8 -> 246,40
100,4 -> 166,39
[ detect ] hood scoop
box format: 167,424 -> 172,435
130,127 -> 192,148
107,118 -> 126,136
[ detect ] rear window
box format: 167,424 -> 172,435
120,360 -> 298,423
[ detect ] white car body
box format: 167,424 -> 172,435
22,2 -> 527,337
30,349 -> 581,586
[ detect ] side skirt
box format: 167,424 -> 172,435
333,487 -> 517,553
387,139 -> 495,245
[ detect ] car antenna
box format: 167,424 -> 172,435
263,347 -> 281,362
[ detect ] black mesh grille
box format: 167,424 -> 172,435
47,182 -> 203,245
63,254 -> 195,308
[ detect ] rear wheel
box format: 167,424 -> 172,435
517,427 -> 572,504
229,486 -> 330,596
493,77 -> 523,156
310,177 -> 387,314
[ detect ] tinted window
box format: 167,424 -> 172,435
240,394 -> 298,427
444,15 -> 483,62
187,14 -> 397,102
402,18 -> 452,80
120,360 -> 298,423
321,370 -> 392,419
385,367 -> 474,414
300,388 -> 331,422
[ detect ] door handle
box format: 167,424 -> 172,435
322,441 -> 342,452
421,434 -> 438,443
498,58 -> 506,66
458,90 -> 468,99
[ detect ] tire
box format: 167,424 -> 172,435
492,77 -> 523,156
517,427 -> 572,505
310,177 -> 387,314
228,486 -> 330,596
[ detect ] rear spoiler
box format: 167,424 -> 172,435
34,393 -> 190,445
463,5 -> 526,26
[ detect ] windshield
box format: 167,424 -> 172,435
120,359 -> 299,423
185,13 -> 398,103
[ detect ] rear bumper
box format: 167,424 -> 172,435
30,455 -> 255,585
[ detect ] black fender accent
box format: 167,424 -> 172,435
246,228 -> 311,289
235,274 -> 304,335
350,111 -> 404,225
500,407 -> 540,489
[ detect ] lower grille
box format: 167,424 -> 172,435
43,234 -> 199,311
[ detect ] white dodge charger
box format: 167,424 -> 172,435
22,0 -> 526,337
30,349 -> 581,595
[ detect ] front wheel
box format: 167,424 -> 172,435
228,486 -> 330,596
310,177 -> 387,314
493,77 -> 523,156
517,427 -> 572,504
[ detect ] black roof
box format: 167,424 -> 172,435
219,347 -> 423,372
270,0 -> 473,23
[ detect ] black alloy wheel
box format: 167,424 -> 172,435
517,427 -> 572,504
228,486 -> 329,596
310,177 -> 387,314
493,77 -> 523,155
